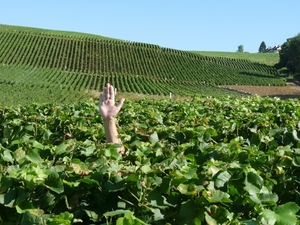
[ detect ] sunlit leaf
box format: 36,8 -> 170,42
259,202 -> 300,225
48,212 -> 73,225
31,140 -> 44,149
21,209 -> 44,225
149,131 -> 159,144
55,143 -> 68,155
150,207 -> 164,221
25,149 -> 42,164
205,190 -> 232,203
141,164 -> 152,174
292,130 -> 300,141
1,149 -> 14,163
274,202 -> 300,225
13,148 -> 26,164
215,171 -> 231,188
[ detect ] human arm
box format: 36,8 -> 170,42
99,83 -> 125,153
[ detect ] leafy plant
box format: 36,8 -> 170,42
1,96 -> 300,224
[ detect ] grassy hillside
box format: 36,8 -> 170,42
195,51 -> 280,66
0,24 -> 285,106
0,24 -> 118,40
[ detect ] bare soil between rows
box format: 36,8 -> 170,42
221,81 -> 300,99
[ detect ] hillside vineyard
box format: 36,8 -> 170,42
1,24 -> 300,224
0,24 -> 285,105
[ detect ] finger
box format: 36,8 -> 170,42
108,84 -> 115,100
99,93 -> 104,110
105,83 -> 110,99
99,93 -> 104,103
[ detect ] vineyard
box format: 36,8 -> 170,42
1,24 -> 300,224
0,97 -> 300,224
0,24 -> 286,106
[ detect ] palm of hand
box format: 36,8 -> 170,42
99,84 -> 124,120
100,99 -> 119,119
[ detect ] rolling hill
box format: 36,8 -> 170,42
0,24 -> 285,106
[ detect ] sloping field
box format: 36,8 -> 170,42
0,24 -> 286,106
222,81 -> 300,99
195,51 -> 279,66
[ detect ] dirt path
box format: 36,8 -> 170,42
221,81 -> 300,99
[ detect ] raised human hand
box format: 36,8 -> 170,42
99,83 -> 125,120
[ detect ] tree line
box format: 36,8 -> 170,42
259,33 -> 300,80
276,33 -> 300,80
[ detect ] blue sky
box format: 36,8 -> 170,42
0,1 -> 299,53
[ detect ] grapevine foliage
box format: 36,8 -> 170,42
1,96 -> 300,224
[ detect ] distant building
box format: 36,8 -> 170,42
265,44 -> 281,53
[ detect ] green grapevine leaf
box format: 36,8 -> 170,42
205,190 -> 232,203
259,202 -> 300,225
21,210 -> 44,225
48,212 -> 73,225
149,131 -> 159,144
0,176 -> 13,192
274,202 -> 300,225
13,148 -> 26,164
44,171 -> 64,194
104,180 -> 126,192
1,149 -> 14,163
0,188 -> 16,207
55,143 -> 68,155
69,158 -> 91,175
25,149 -> 42,164
141,165 -> 152,174
259,209 -> 277,225
292,130 -> 300,141
31,140 -> 44,149
214,171 -> 231,188
245,170 -> 263,190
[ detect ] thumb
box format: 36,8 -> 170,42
116,98 -> 125,111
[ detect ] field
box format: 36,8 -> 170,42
0,24 -> 289,106
195,51 -> 300,99
221,81 -> 300,99
0,24 -> 300,224
196,51 -> 280,66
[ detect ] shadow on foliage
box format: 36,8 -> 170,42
267,94 -> 300,100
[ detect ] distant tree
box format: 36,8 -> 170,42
276,33 -> 300,80
258,41 -> 266,53
237,45 -> 244,53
